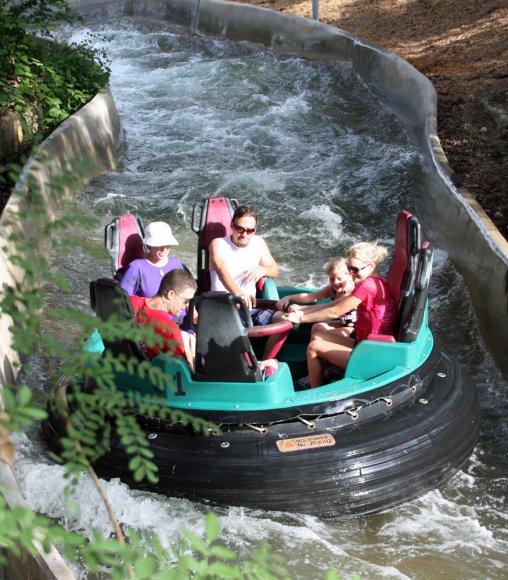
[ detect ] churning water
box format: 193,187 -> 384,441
14,18 -> 507,578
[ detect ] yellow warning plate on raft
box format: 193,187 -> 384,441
276,433 -> 336,452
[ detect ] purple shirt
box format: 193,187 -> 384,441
120,256 -> 183,297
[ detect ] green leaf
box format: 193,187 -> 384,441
18,386 -> 32,406
145,469 -> 159,484
205,512 -> 220,544
182,529 -> 208,556
208,562 -> 241,577
209,545 -> 237,561
16,407 -> 47,420
128,456 -> 142,471
133,556 -> 157,578
133,466 -> 146,481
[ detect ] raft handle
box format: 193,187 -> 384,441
297,416 -> 316,429
246,423 -> 268,435
346,409 -> 359,420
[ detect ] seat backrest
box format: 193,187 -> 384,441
191,196 -> 238,292
192,292 -> 262,383
397,241 -> 434,342
366,211 -> 423,343
386,211 -> 421,305
90,277 -> 149,361
104,214 -> 145,278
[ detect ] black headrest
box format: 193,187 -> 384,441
192,293 -> 262,383
90,277 -> 149,362
90,278 -> 134,322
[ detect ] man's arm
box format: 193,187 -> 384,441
260,239 -> 279,278
277,286 -> 331,311
243,238 -> 279,283
180,330 -> 196,371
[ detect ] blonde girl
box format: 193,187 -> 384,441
282,242 -> 399,388
276,257 -> 354,311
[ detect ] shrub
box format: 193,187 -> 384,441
0,0 -> 111,135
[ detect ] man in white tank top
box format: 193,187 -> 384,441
209,206 -> 279,315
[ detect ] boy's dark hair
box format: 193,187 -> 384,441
157,269 -> 197,297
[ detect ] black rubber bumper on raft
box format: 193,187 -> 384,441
41,344 -> 480,517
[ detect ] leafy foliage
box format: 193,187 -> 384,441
0,0 -> 111,134
0,493 -> 86,566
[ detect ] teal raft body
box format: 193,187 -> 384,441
85,307 -> 433,415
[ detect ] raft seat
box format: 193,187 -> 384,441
366,210 -> 421,343
191,195 -> 274,297
91,279 -> 258,384
192,196 -> 238,293
365,238 -> 434,344
191,292 -> 263,383
387,211 -> 421,330
337,212 -> 431,381
345,241 -> 434,380
191,195 -> 285,361
90,277 -> 150,362
105,214 -> 145,280
397,241 -> 434,343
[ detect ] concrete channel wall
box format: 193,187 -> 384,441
1,1 -> 506,578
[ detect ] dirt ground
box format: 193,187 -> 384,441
234,0 -> 508,240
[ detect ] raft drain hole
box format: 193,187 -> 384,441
148,433 -> 157,439
437,372 -> 447,378
419,398 -> 429,405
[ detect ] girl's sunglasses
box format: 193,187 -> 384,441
233,223 -> 256,235
347,264 -> 370,274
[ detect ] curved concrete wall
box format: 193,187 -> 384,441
68,0 -> 507,373
0,86 -> 122,579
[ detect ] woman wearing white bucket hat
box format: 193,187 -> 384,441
120,221 -> 183,298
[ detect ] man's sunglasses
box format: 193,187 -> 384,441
232,223 -> 256,235
347,264 -> 370,274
